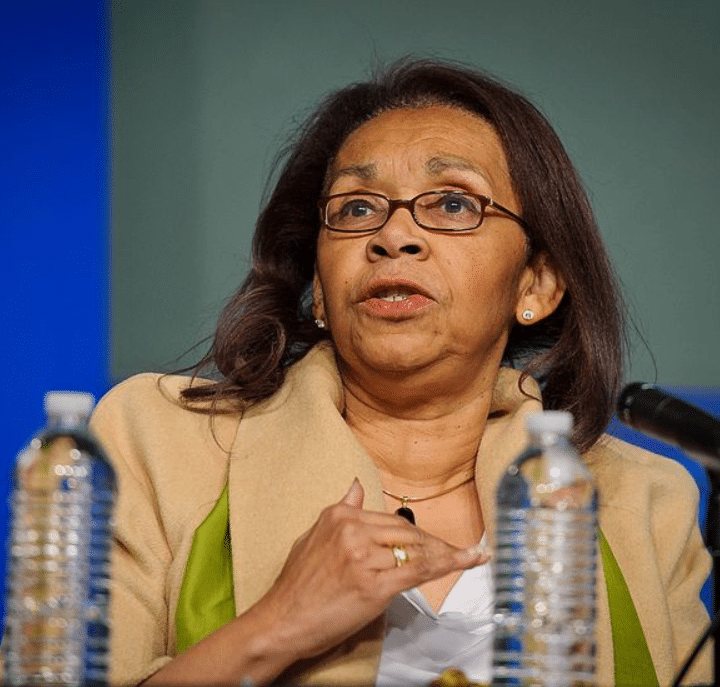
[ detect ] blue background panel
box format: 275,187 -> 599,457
0,0 -> 109,623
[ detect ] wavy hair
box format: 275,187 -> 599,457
182,58 -> 626,452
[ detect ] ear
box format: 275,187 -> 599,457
312,269 -> 326,322
514,252 -> 566,325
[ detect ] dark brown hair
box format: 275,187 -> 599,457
182,58 -> 625,452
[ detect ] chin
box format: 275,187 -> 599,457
365,355 -> 430,374
350,337 -> 446,375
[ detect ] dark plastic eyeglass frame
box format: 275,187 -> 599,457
318,190 -> 528,233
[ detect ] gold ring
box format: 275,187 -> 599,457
391,544 -> 409,567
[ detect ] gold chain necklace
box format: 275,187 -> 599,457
382,475 -> 475,525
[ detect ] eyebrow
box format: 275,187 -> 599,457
330,163 -> 377,183
425,156 -> 484,176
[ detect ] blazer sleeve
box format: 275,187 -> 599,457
90,376 -> 176,686
658,462 -> 713,685
594,437 -> 713,686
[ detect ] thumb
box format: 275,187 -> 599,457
341,477 -> 364,508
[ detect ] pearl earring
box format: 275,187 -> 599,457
314,318 -> 326,329
521,309 -> 535,321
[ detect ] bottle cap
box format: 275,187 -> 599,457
526,410 -> 573,434
44,391 -> 95,418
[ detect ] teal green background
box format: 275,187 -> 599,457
111,0 -> 720,386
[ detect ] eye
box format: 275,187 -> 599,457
436,192 -> 480,215
414,192 -> 484,231
339,197 -> 377,218
326,194 -> 386,228
419,192 -> 482,218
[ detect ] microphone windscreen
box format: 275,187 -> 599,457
617,382 -> 720,461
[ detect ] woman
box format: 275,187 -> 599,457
91,60 -> 711,686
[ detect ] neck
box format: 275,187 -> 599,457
337,350 -> 500,419
342,374 -> 492,495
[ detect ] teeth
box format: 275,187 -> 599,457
377,291 -> 410,302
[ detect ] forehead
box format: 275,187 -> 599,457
328,105 -> 510,183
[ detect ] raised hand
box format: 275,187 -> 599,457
250,478 -> 488,663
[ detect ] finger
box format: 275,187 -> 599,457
387,540 -> 489,582
336,507 -> 420,528
345,541 -> 426,573
367,523 -> 489,562
460,540 -> 491,565
366,526 -> 487,569
446,539 -> 491,569
368,523 -> 424,548
340,478 -> 364,508
353,545 -> 410,571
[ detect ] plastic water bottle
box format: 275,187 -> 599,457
492,410 -> 597,686
3,392 -> 116,686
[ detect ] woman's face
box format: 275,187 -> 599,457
314,105 -> 541,384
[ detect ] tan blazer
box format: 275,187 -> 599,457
90,343 -> 712,686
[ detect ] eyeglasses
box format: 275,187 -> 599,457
318,190 -> 527,233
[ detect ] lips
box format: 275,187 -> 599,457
357,279 -> 434,318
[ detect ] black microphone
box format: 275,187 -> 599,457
617,382 -> 720,470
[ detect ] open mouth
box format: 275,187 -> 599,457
361,280 -> 432,303
359,281 -> 434,317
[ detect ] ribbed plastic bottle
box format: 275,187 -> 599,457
3,392 -> 115,686
492,410 -> 597,686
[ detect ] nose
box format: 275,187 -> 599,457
366,207 -> 429,261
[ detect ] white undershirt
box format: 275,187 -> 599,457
376,558 -> 494,686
